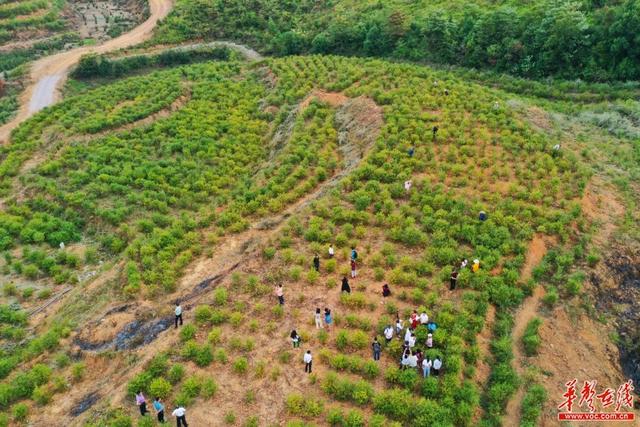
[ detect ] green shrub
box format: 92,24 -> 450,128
201,377 -> 217,398
233,357 -> 248,374
207,327 -> 222,345
149,378 -> 172,399
11,403 -> 28,422
32,384 -> 52,405
179,324 -> 197,342
167,364 -> 185,384
520,383 -> 547,427
522,318 -> 542,356
286,393 -> 324,418
181,376 -> 201,399
213,288 -> 228,306
194,305 -> 213,323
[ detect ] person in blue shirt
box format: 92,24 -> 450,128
153,397 -> 165,423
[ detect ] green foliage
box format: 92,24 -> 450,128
179,324 -> 197,342
520,383 -> 547,427
286,393 -> 324,418
149,377 -> 172,399
522,318 -> 542,356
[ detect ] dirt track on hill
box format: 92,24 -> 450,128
0,0 -> 174,144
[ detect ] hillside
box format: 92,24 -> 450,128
150,0 -> 640,80
0,48 -> 635,427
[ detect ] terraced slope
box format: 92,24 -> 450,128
0,54 -> 636,426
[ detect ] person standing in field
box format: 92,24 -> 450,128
291,330 -> 300,348
328,244 -> 334,258
472,259 -> 480,273
372,337 -> 382,361
422,357 -> 432,378
450,270 -> 458,290
275,284 -> 284,305
432,357 -> 442,376
314,308 -> 323,329
395,315 -> 403,335
350,247 -> 358,261
426,333 -> 433,349
384,325 -> 394,343
419,311 -> 429,326
152,397 -> 165,423
432,125 -> 439,140
324,308 -> 332,329
404,180 -> 412,193
382,283 -> 391,303
410,310 -> 419,329
313,254 -> 320,272
172,406 -> 188,427
135,391 -> 147,416
304,350 -> 313,373
350,259 -> 357,278
341,276 -> 351,293
174,303 -> 183,329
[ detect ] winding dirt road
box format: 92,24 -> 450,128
0,0 -> 174,144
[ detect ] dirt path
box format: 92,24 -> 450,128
503,234 -> 551,426
0,0 -> 174,144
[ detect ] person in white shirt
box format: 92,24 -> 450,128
395,317 -> 403,335
314,308 -> 323,329
422,358 -> 432,378
407,353 -> 418,368
174,302 -> 183,329
404,180 -> 412,193
172,406 -> 188,427
408,333 -> 416,348
328,244 -> 334,258
400,353 -> 411,370
304,350 -> 313,373
404,328 -> 412,343
383,325 -> 394,343
419,312 -> 429,325
460,259 -> 468,269
426,333 -> 433,348
432,357 -> 442,376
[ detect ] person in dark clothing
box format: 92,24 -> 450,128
450,271 -> 458,291
341,276 -> 351,293
372,337 -> 382,361
313,254 -> 320,272
382,283 -> 391,299
444,89 -> 449,96
350,247 -> 358,261
408,147 -> 415,157
290,330 -> 300,348
432,125 -> 439,140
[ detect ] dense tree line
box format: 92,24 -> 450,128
153,0 -> 640,81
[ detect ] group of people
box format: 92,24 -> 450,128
380,310 -> 444,377
449,258 -> 481,290
135,391 -> 188,426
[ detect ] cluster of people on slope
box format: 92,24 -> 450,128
383,310 -> 443,377
135,392 -> 188,426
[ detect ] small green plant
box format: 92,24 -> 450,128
522,318 -> 543,356
224,412 -> 237,424
71,362 -> 86,382
179,324 -> 197,342
286,393 -> 324,418
167,364 -> 185,384
149,377 -> 172,399
11,403 -> 28,422
233,357 -> 248,374
201,377 -> 217,398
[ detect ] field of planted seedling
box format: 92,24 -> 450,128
0,44 -> 637,427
